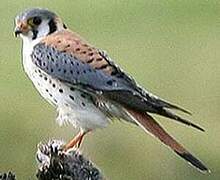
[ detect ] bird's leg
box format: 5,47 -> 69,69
63,130 -> 90,151
77,132 -> 85,148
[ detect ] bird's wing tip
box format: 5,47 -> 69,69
191,123 -> 205,132
176,106 -> 192,116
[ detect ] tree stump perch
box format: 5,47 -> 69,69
0,140 -> 104,180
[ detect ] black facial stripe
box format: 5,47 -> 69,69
48,19 -> 57,34
32,29 -> 38,40
63,23 -> 67,29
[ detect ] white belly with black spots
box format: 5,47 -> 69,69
22,40 -> 109,130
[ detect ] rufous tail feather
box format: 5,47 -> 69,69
126,108 -> 210,173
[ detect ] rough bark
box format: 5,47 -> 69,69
0,140 -> 104,180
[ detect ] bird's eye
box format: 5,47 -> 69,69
28,16 -> 42,26
33,17 -> 42,25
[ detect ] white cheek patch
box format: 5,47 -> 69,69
37,20 -> 50,38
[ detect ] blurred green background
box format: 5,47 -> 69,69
0,0 -> 219,179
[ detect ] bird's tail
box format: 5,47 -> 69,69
125,108 -> 210,173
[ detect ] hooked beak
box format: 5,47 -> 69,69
14,21 -> 29,37
14,27 -> 22,37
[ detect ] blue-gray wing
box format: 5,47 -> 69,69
32,43 -> 152,110
32,43 -> 135,92
31,43 -> 204,131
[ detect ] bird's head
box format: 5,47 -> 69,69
14,8 -> 66,41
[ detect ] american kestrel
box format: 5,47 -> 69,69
14,8 -> 209,172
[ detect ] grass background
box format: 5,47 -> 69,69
0,0 -> 220,179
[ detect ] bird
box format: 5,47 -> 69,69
14,8 -> 209,173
